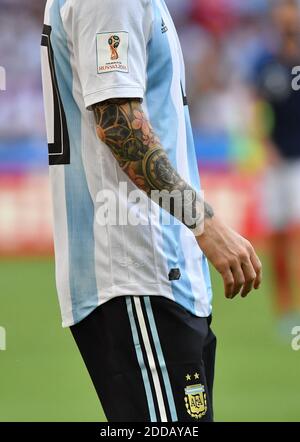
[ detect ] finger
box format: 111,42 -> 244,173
240,260 -> 256,297
221,267 -> 235,299
230,264 -> 245,298
249,251 -> 263,290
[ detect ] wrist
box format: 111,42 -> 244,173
190,201 -> 214,237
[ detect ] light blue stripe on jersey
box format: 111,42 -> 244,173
184,106 -> 213,312
184,107 -> 201,192
146,0 -> 195,313
126,297 -> 157,422
50,0 -> 98,324
202,255 -> 213,307
144,297 -> 178,422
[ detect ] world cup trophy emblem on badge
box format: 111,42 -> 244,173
184,378 -> 208,419
108,35 -> 120,60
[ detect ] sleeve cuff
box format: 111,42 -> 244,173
84,86 -> 144,110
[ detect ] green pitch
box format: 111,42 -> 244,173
0,256 -> 299,422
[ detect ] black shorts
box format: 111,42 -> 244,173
70,296 -> 216,423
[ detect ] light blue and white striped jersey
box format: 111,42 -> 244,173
41,0 -> 212,327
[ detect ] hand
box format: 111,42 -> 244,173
196,216 -> 262,299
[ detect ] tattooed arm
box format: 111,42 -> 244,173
93,98 -> 213,233
93,99 -> 262,299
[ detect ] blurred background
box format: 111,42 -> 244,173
0,0 -> 300,422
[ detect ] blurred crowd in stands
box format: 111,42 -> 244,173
0,1 -> 295,154
0,0 -> 45,139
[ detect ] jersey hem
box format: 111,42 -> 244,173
62,285 -> 212,328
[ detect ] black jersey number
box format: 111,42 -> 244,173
41,24 -> 70,165
181,82 -> 188,106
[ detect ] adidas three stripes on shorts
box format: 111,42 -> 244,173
70,295 -> 216,422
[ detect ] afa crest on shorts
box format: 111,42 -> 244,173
184,374 -> 207,419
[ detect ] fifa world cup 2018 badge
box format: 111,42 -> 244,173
108,35 -> 120,60
184,374 -> 207,419
96,31 -> 128,73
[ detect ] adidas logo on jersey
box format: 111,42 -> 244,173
161,18 -> 168,33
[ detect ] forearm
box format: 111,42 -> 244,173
93,99 -> 213,234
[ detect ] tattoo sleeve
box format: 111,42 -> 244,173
93,99 -> 214,235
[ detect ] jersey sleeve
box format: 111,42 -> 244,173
69,0 -> 153,109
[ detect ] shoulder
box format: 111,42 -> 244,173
67,0 -> 151,13
61,0 -> 153,32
